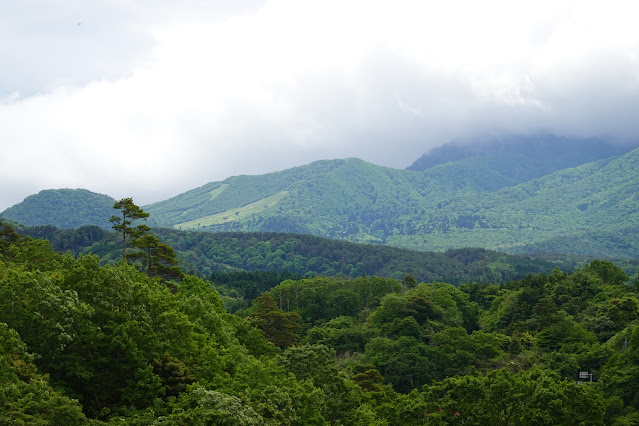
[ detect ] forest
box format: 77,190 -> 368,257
15,222 -> 594,286
3,213 -> 639,425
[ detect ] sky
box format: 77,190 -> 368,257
1,0 -> 639,211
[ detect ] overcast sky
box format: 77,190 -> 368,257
1,0 -> 638,211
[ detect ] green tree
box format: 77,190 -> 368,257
249,294 -> 303,348
423,367 -> 606,425
0,221 -> 21,257
109,197 -> 149,261
586,260 -> 629,286
0,324 -> 88,425
129,233 -> 183,279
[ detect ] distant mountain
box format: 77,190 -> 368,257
144,146 -> 639,258
407,134 -> 632,172
396,147 -> 639,256
1,189 -> 115,229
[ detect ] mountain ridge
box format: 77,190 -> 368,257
4,138 -> 639,258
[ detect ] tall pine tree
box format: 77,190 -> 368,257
110,198 -> 149,261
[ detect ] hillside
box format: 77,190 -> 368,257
0,188 -> 115,229
144,147 -> 639,258
18,225 -> 566,286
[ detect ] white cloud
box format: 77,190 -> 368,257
1,0 -> 639,211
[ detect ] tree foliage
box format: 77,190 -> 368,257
1,227 -> 639,423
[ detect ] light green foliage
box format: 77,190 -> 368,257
270,276 -> 402,324
303,316 -> 372,354
174,191 -> 289,229
0,233 -> 346,423
280,344 -> 363,424
601,325 -> 639,409
165,386 -> 267,425
370,282 -> 478,332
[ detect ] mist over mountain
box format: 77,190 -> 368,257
407,134 -> 634,172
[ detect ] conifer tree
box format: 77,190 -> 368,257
249,293 -> 302,347
0,221 -> 21,256
110,198 -> 149,261
129,233 -> 183,279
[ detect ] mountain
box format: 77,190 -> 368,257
0,189 -> 115,229
144,146 -> 639,258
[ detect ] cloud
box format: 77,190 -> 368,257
1,0 -> 639,211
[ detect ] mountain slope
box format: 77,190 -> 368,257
393,148 -> 639,254
0,189 -> 115,229
146,147 -> 639,257
18,224 -> 565,285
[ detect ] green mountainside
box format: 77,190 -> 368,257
145,147 -> 639,258
0,188 -> 115,229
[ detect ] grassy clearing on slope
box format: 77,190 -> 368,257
208,184 -> 229,200
174,191 -> 289,230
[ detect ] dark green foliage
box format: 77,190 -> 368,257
210,269 -> 305,301
0,221 -> 21,257
0,323 -> 88,425
248,294 -> 302,347
151,352 -> 196,398
19,225 -> 567,285
129,233 -> 183,279
586,260 -> 630,285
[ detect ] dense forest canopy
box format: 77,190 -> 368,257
15,222 -> 589,285
2,218 -> 639,424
